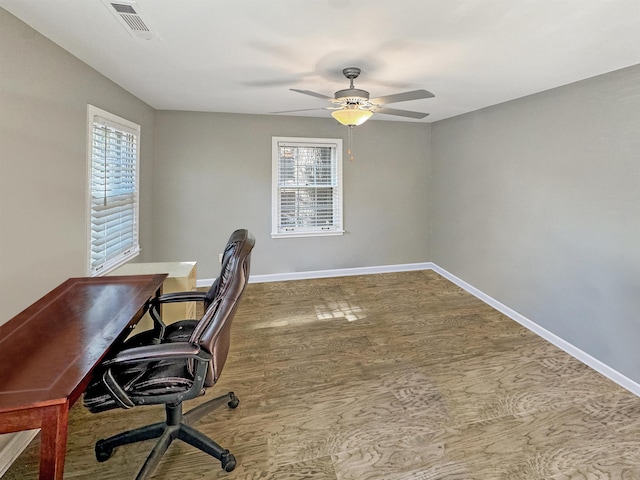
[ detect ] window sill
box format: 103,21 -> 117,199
271,230 -> 345,239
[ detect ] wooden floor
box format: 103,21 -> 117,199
5,270 -> 640,479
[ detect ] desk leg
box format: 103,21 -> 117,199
38,403 -> 69,480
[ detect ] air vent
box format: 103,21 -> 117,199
102,0 -> 156,40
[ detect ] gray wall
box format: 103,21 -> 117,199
0,8 -> 156,322
431,64 -> 640,382
153,111 -> 431,279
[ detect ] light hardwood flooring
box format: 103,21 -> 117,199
5,270 -> 640,479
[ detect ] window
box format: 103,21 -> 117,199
272,137 -> 344,238
86,105 -> 140,276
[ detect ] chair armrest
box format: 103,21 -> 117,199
103,343 -> 209,367
158,291 -> 208,304
148,291 -> 206,344
103,368 -> 135,409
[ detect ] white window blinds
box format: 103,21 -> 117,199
272,137 -> 343,237
87,106 -> 140,275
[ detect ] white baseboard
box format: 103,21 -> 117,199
199,261 -> 640,397
0,430 -> 39,477
196,262 -> 435,287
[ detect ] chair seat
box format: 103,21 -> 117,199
84,356 -> 196,413
84,320 -> 204,413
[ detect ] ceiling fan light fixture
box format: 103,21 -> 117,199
331,107 -> 373,126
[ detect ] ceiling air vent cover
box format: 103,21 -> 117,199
102,0 -> 155,39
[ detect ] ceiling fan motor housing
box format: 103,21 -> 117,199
335,67 -> 370,104
334,88 -> 370,104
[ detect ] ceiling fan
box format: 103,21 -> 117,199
273,67 -> 434,126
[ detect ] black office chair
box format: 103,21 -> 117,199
83,229 -> 255,479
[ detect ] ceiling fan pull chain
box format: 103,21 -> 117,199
348,125 -> 355,161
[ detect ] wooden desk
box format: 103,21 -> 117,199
0,274 -> 167,480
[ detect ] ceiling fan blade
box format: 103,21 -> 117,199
369,89 -> 434,105
290,89 -> 334,101
375,107 -> 429,119
270,107 -> 330,114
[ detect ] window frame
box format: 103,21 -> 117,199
271,136 -> 344,238
86,105 -> 141,276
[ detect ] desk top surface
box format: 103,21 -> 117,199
0,274 -> 166,412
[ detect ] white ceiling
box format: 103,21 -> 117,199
3,0 -> 640,123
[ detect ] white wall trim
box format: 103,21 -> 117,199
198,261 -> 640,397
0,430 -> 39,477
196,262 -> 435,287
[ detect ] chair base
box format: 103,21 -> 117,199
95,391 -> 239,480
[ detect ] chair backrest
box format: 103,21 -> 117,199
190,229 -> 255,386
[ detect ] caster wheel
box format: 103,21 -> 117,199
95,440 -> 113,462
221,451 -> 236,472
227,392 -> 240,409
